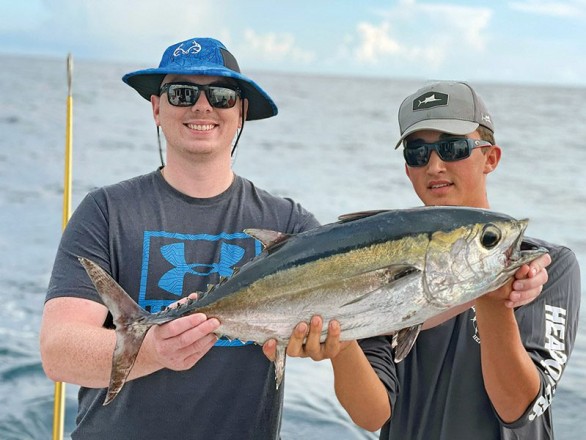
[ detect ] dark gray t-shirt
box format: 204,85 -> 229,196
46,170 -> 319,440
359,238 -> 581,440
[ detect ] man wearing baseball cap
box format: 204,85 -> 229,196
328,81 -> 580,439
41,37 -> 319,439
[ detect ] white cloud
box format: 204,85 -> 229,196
355,22 -> 401,61
509,0 -> 586,18
242,29 -> 316,64
351,2 -> 493,70
353,21 -> 449,69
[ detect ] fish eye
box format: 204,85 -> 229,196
481,224 -> 501,249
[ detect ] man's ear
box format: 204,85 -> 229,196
240,99 -> 249,128
484,145 -> 502,174
151,95 -> 160,126
404,163 -> 411,178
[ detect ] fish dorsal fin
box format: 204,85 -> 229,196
392,324 -> 422,362
337,210 -> 390,223
245,228 -> 291,252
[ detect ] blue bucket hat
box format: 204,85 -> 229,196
122,38 -> 277,121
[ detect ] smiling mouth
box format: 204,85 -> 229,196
429,183 -> 452,189
186,123 -> 215,131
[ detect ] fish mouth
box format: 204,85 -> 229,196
508,244 -> 548,268
505,222 -> 547,272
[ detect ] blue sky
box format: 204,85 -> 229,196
2,0 -> 586,86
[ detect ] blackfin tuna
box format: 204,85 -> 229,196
79,206 -> 546,405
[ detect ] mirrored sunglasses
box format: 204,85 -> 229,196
159,82 -> 241,109
403,138 -> 492,167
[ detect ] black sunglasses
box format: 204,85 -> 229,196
403,137 -> 492,167
159,82 -> 242,109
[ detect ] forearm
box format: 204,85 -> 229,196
331,341 -> 390,431
41,320 -> 118,387
42,322 -> 167,387
40,297 -> 165,387
475,296 -> 540,423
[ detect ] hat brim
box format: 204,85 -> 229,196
394,119 -> 480,149
122,64 -> 277,121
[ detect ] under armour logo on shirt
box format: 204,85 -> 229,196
158,242 -> 245,295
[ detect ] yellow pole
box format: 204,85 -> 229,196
52,53 -> 73,440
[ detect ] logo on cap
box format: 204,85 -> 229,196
173,41 -> 202,57
413,92 -> 448,111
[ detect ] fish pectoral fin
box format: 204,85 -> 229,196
385,264 -> 421,281
341,265 -> 421,308
392,324 -> 422,363
244,228 -> 291,253
274,344 -> 287,389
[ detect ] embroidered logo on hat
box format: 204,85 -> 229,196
413,92 -> 448,110
173,41 -> 202,57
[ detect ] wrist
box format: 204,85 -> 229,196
475,293 -> 510,312
136,329 -> 163,374
474,294 -> 517,330
478,279 -> 514,304
332,340 -> 360,364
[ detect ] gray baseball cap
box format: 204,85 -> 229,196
395,81 -> 494,149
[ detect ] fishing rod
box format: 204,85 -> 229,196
52,52 -> 73,440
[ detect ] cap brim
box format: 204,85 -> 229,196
123,65 -> 277,121
394,119 -> 480,149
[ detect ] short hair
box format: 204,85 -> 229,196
477,126 -> 495,145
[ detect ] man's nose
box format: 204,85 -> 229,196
426,151 -> 446,172
191,91 -> 212,110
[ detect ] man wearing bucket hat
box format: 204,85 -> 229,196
292,81 -> 579,439
41,38 -> 319,439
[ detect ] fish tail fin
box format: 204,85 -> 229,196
78,257 -> 152,405
104,324 -> 150,405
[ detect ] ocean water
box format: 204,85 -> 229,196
0,54 -> 584,439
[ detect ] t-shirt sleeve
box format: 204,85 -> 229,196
283,197 -> 320,233
502,241 -> 581,432
45,190 -> 110,304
